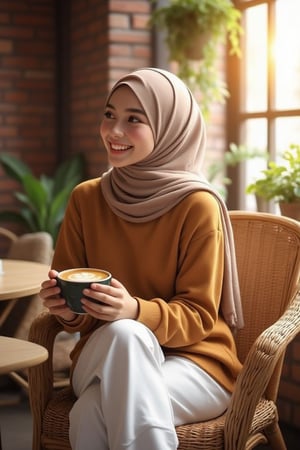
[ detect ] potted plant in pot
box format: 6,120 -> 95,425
149,0 -> 243,117
246,144 -> 300,220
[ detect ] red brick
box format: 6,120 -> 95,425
0,26 -> 34,39
5,114 -> 43,126
109,1 -> 150,14
0,39 -> 13,53
6,138 -> 48,150
2,56 -> 42,69
14,41 -> 55,56
109,29 -> 150,44
0,125 -> 17,137
0,13 -> 10,24
0,79 -> 13,88
4,91 -> 29,103
15,79 -> 54,90
109,43 -> 131,56
132,45 -> 151,58
0,68 -> 20,79
109,13 -> 130,29
132,13 -> 150,29
13,14 -> 52,27
0,1 -> 29,12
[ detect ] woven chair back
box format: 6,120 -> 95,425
230,211 -> 300,399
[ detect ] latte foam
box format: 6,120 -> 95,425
59,268 -> 109,282
67,271 -> 104,281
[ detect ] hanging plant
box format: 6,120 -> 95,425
150,0 -> 243,117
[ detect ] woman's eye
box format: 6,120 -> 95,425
104,111 -> 114,119
128,115 -> 141,123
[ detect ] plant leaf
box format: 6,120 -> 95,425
53,153 -> 85,196
0,153 -> 32,183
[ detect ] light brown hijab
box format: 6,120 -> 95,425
101,68 -> 244,330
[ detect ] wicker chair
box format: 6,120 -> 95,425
28,211 -> 300,450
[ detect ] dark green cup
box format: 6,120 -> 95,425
56,268 -> 112,314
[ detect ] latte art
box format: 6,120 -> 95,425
67,271 -> 105,281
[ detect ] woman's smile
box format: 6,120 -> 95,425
109,141 -> 133,153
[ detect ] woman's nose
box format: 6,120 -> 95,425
111,121 -> 124,137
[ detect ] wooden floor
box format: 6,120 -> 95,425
0,389 -> 299,450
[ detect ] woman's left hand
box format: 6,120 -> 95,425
81,277 -> 139,321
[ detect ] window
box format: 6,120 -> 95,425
227,0 -> 300,211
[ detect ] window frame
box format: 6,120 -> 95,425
226,0 -> 300,210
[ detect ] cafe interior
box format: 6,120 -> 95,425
0,1 -> 299,449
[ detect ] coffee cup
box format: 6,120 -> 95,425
56,268 -> 112,314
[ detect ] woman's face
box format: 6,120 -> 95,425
100,85 -> 154,168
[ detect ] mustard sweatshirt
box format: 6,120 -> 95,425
53,178 -> 242,393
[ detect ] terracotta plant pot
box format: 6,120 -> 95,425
279,201 -> 300,221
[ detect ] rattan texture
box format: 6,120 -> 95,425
28,211 -> 300,450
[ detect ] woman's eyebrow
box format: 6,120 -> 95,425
127,108 -> 147,116
106,102 -> 146,116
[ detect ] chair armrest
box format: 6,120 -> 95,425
28,312 -> 64,428
224,291 -> 300,450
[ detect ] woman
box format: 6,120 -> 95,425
40,67 -> 244,450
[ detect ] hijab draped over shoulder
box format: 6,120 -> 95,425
101,67 -> 244,331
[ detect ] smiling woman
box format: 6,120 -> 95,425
38,67 -> 243,450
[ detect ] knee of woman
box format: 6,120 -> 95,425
105,319 -> 148,340
104,319 -> 158,351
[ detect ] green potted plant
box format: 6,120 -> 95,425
246,144 -> 300,220
149,0 -> 242,116
0,153 -> 86,243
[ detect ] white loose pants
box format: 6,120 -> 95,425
70,319 -> 230,450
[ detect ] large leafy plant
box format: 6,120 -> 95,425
0,153 -> 85,243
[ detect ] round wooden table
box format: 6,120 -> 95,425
0,336 -> 48,375
0,259 -> 50,330
0,336 -> 48,450
0,259 -> 50,301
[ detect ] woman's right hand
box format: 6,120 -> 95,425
40,269 -> 76,321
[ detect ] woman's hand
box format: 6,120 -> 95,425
40,269 -> 76,321
81,277 -> 138,321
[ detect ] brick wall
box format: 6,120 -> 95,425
69,0 -> 109,179
0,0 -> 57,233
108,0 -> 151,88
68,0 -> 152,179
